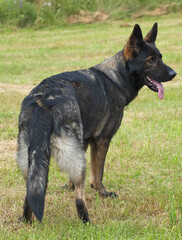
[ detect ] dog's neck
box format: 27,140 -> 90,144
94,51 -> 144,106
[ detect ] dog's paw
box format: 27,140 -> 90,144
100,191 -> 118,198
18,216 -> 32,224
62,182 -> 75,191
76,198 -> 90,224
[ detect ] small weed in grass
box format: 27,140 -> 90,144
169,195 -> 177,225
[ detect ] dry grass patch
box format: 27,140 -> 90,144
68,10 -> 109,24
0,139 -> 17,160
0,83 -> 34,94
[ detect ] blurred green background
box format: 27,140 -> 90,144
0,0 -> 182,28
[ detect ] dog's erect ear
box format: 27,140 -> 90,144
123,24 -> 144,60
144,22 -> 158,43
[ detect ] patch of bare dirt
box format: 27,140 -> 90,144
120,23 -> 133,28
0,83 -> 34,94
67,10 -> 109,24
133,5 -> 169,18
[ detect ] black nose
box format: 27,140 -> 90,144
169,70 -> 177,80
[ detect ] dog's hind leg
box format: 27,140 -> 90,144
75,172 -> 90,223
62,141 -> 89,192
16,130 -> 33,222
51,130 -> 90,223
90,139 -> 118,198
18,195 -> 32,223
16,130 -> 28,179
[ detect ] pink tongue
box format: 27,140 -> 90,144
151,79 -> 164,100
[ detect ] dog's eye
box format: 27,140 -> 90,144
146,56 -> 155,64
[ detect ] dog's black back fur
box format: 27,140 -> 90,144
29,51 -> 136,141
16,23 -> 176,223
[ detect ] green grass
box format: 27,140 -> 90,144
0,14 -> 182,239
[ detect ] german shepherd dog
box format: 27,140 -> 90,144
16,23 -> 176,223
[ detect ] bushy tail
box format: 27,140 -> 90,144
27,106 -> 52,222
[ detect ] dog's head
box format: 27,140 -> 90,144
123,23 -> 176,99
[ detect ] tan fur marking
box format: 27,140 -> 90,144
144,31 -> 152,42
35,98 -> 46,109
123,43 -> 132,61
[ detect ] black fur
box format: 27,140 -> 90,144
22,103 -> 52,222
16,23 -> 176,223
76,199 -> 90,224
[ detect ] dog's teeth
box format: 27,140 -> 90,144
147,76 -> 151,82
146,76 -> 155,86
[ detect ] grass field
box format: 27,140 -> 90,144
0,13 -> 182,239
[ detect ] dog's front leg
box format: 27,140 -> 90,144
90,138 -> 118,198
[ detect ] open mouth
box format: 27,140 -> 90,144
144,76 -> 164,100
